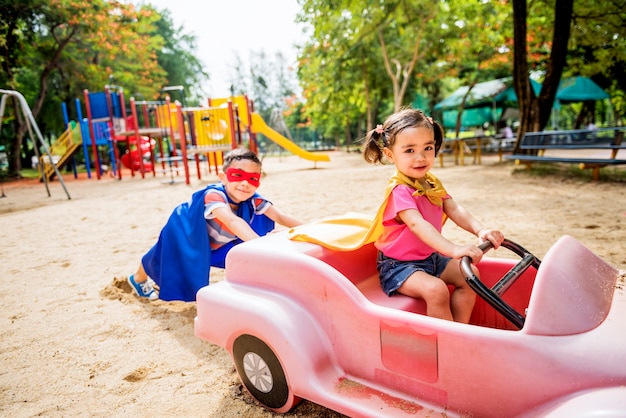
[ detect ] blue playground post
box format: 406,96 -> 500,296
75,98 -> 117,179
61,102 -> 79,179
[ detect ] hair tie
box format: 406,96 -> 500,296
375,124 -> 384,134
427,116 -> 434,124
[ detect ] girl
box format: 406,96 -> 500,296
362,108 -> 504,323
129,147 -> 303,302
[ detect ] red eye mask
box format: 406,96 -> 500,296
225,168 -> 261,187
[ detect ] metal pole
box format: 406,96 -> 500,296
0,89 -> 71,199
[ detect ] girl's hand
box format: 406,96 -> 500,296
478,228 -> 504,249
452,244 -> 484,264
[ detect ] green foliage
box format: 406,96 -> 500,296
0,0 -> 209,173
2,0 -> 624,169
565,0 -> 626,119
295,0 -> 624,145
147,6 -> 209,106
296,0 -> 513,144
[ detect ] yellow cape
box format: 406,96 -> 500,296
287,171 -> 447,251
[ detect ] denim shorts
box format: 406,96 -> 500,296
377,251 -> 452,296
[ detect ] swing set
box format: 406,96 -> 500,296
0,89 -> 71,199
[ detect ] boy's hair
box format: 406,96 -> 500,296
362,108 -> 444,165
222,147 -> 262,171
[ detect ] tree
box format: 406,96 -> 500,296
512,0 -> 571,151
296,0 -> 511,142
298,0 -> 432,142
296,1 -> 386,145
373,1 -> 440,112
0,0 -> 167,174
0,0 -> 211,175
564,0 -> 626,125
439,0 -> 513,137
148,6 -> 209,106
225,50 -> 299,122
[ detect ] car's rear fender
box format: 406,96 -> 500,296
520,387 -> 626,417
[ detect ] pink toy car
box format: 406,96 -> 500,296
195,223 -> 626,417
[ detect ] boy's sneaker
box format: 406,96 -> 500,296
128,274 -> 158,301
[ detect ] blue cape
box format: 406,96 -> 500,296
142,183 -> 275,301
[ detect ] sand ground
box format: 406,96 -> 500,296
1,151 -> 624,417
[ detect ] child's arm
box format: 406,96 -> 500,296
443,198 -> 504,248
211,206 -> 261,241
398,208 -> 484,262
263,205 -> 303,228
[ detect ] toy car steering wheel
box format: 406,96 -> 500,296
461,239 -> 541,329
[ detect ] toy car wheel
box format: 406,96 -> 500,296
232,334 -> 296,411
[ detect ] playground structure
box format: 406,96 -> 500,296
52,88 -> 330,185
210,95 -> 331,164
0,89 -> 71,199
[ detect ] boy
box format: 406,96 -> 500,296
129,147 -> 302,301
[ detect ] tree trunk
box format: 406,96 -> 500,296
344,118 -> 352,150
512,0 -> 536,153
512,0 -> 574,154
378,29 -> 423,112
536,0 -> 573,129
574,101 -> 595,128
10,98 -> 27,174
362,57 -> 373,132
454,80 -> 478,139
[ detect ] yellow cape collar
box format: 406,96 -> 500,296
287,170 -> 447,251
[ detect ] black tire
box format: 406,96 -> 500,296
232,334 -> 293,410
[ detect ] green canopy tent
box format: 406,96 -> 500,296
433,77 -> 542,130
434,76 -> 610,130
556,76 -> 609,103
439,107 -> 503,131
552,77 -> 611,128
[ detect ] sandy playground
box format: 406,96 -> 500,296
0,151 -> 625,417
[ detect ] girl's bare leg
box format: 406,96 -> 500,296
398,271 -> 454,321
440,259 -> 477,323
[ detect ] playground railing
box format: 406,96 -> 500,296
41,121 -> 83,181
156,103 -> 179,131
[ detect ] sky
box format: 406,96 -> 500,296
139,0 -> 306,99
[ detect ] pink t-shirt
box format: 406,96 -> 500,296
375,184 -> 450,261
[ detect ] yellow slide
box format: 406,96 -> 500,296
250,112 -> 330,162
